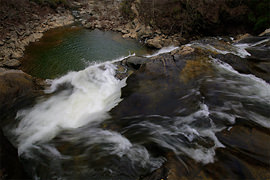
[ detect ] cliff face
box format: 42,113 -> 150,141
123,0 -> 269,37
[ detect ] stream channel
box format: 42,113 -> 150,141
2,26 -> 270,180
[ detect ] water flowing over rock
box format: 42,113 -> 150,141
0,70 -> 44,179
111,35 -> 270,179
1,32 -> 270,180
0,0 -> 269,178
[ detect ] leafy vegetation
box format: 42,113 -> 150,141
120,0 -> 135,19
247,0 -> 270,33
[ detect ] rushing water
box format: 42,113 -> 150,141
4,29 -> 270,179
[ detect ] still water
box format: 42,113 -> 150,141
21,26 -> 152,79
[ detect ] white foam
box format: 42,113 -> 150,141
251,38 -> 269,47
212,58 -> 270,128
235,38 -> 270,48
15,60 -> 128,155
213,58 -> 270,100
136,102 -> 223,164
188,41 -> 251,58
62,128 -> 165,169
144,46 -> 178,58
211,111 -> 236,124
233,44 -> 251,57
185,147 -> 216,164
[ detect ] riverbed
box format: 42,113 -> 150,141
3,27 -> 270,180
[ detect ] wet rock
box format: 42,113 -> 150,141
0,70 -> 45,179
141,165 -> 168,180
205,148 -> 256,180
252,62 -> 270,73
213,53 -> 251,74
234,33 -> 252,43
171,46 -> 195,56
2,59 -> 21,68
178,57 -> 212,83
259,28 -> 270,36
123,56 -> 148,70
246,47 -> 270,59
237,36 -> 268,44
0,70 -> 44,119
146,36 -> 163,49
0,128 -> 30,180
216,124 -> 270,166
247,61 -> 270,83
112,53 -> 187,117
114,62 -> 133,80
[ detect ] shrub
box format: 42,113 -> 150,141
247,0 -> 270,33
120,0 -> 135,19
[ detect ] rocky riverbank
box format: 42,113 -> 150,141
0,0 -> 74,178
75,0 -> 267,49
0,0 -> 74,71
0,0 -> 269,179
76,0 -> 186,48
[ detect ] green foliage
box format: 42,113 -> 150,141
120,0 -> 135,20
247,0 -> 270,32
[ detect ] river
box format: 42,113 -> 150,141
3,27 -> 270,179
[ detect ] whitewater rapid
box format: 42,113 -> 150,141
14,47 -> 178,156
12,42 -> 270,179
15,59 -> 128,155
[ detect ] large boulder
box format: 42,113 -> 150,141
0,128 -> 30,179
0,70 -> 44,180
146,36 -> 163,49
0,70 -> 41,113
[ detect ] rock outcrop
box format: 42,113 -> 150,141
0,128 -> 30,179
0,70 -> 45,179
110,33 -> 270,180
0,0 -> 74,70
75,0 -> 124,30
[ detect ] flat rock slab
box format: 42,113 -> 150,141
1,59 -> 21,68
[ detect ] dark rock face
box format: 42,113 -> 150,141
216,122 -> 270,166
123,56 -> 149,70
213,53 -> 251,74
0,128 -> 30,180
112,46 -> 213,117
0,70 -> 44,180
0,70 -> 42,115
110,34 -> 270,179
